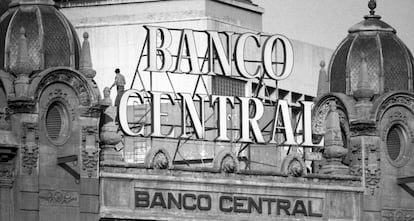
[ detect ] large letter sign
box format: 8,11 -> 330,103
118,26 -> 323,147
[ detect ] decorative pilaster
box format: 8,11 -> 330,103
81,126 -> 99,178
21,123 -> 39,175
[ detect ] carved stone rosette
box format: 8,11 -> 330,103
81,126 -> 99,178
39,189 -> 79,206
144,147 -> 172,170
21,123 -> 39,175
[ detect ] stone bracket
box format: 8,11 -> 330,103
397,176 -> 414,198
57,155 -> 80,182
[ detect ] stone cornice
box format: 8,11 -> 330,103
100,168 -> 363,192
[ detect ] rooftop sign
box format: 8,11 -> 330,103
144,26 -> 294,80
118,26 -> 322,147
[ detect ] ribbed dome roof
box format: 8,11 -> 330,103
328,1 -> 414,95
0,0 -> 80,73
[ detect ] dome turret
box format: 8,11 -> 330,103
0,0 -> 80,73
328,0 -> 414,95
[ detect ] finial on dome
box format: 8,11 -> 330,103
317,60 -> 329,97
79,31 -> 96,79
368,0 -> 376,15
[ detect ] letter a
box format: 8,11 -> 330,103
269,100 -> 297,145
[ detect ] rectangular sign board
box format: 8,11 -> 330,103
134,188 -> 323,219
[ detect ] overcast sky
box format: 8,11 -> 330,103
254,0 -> 414,52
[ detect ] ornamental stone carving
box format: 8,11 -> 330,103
213,150 -> 239,173
313,97 -> 349,136
152,151 -> 169,169
288,159 -> 304,177
349,142 -> 362,176
0,107 -> 11,130
281,153 -> 307,177
39,190 -> 79,206
21,146 -> 38,175
21,123 -> 39,175
36,70 -> 94,106
380,106 -> 413,168
376,94 -> 414,122
382,209 -> 414,221
144,147 -> 172,170
357,137 -> 381,195
221,154 -> 237,173
48,88 -> 67,100
381,110 -> 414,143
82,149 -> 99,178
0,164 -> 13,179
100,106 -> 122,146
365,165 -> 380,195
41,86 -> 76,123
350,136 -> 380,195
319,101 -> 349,175
349,121 -> 377,137
81,126 -> 99,178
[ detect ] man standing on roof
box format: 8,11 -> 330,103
110,68 -> 126,106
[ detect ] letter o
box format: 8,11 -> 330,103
197,194 -> 212,211
262,34 -> 294,81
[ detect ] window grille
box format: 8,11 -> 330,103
212,76 -> 245,97
387,126 -> 402,161
46,104 -> 62,140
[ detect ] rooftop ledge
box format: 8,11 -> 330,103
100,161 -> 363,192
57,0 -> 264,13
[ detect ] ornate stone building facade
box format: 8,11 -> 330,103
313,1 -> 414,220
0,0 -> 412,220
0,0 -> 101,220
